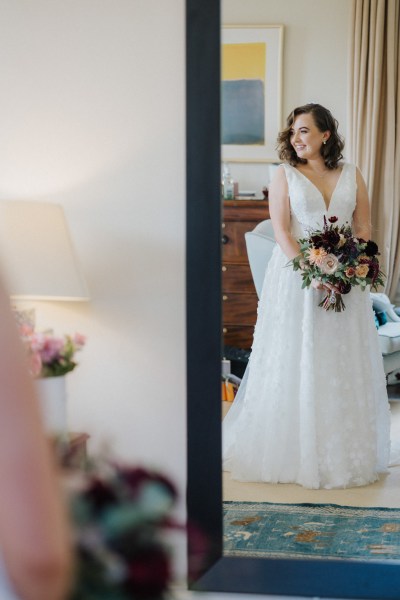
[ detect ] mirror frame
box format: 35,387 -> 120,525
186,0 -> 400,597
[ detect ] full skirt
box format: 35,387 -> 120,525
223,245 -> 391,489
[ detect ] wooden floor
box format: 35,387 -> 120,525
223,385 -> 400,508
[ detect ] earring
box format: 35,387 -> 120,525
323,140 -> 327,145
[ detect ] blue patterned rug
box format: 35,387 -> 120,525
224,501 -> 400,561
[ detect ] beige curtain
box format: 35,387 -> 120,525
348,0 -> 400,299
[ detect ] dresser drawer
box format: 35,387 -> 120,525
224,199 -> 269,221
223,325 -> 254,349
222,200 -> 269,349
222,221 -> 254,263
222,263 -> 255,293
222,292 -> 258,324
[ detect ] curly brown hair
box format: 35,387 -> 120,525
277,103 -> 344,169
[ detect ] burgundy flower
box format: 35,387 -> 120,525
321,229 -> 340,250
118,466 -> 177,500
340,239 -> 358,260
328,216 -> 338,223
365,240 -> 379,257
124,547 -> 171,598
338,281 -> 352,295
358,256 -> 371,264
310,234 -> 324,248
367,261 -> 380,282
83,479 -> 118,514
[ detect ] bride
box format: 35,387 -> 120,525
223,103 -> 390,490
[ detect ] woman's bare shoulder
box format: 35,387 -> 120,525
269,164 -> 288,194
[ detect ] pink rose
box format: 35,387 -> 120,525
319,254 -> 339,275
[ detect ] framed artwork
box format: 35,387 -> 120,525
221,24 -> 284,163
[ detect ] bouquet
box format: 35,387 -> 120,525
67,461 -> 179,600
289,216 -> 385,312
18,323 -> 86,378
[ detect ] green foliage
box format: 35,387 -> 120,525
286,216 -> 385,312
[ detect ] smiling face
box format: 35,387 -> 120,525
290,112 -> 330,162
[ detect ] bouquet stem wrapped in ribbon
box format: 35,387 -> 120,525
288,216 -> 385,312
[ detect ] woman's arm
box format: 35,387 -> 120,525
269,165 -> 338,293
0,282 -> 72,600
268,165 -> 300,260
353,167 -> 372,240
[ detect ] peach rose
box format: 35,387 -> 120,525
355,264 -> 369,278
319,254 -> 339,275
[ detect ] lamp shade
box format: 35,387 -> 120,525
0,201 -> 89,301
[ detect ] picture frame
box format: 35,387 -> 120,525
221,24 -> 284,163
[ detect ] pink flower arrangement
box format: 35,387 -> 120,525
18,324 -> 86,378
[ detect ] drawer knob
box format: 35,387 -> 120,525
222,222 -> 226,228
222,234 -> 229,244
223,295 -> 228,301
223,328 -> 228,333
222,266 -> 227,272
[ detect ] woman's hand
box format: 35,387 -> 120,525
311,279 -> 341,293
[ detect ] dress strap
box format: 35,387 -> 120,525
281,163 -> 296,196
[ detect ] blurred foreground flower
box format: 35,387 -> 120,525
67,461 -> 180,600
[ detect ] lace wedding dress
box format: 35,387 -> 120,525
223,162 -> 391,489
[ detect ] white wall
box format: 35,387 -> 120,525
222,0 -> 352,195
0,0 -> 186,489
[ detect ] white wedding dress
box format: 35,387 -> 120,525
223,162 -> 391,489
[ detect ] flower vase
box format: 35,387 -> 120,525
35,376 -> 67,435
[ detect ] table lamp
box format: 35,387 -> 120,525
0,201 -> 89,302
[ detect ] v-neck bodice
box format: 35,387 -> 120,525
294,165 -> 345,212
283,162 -> 356,236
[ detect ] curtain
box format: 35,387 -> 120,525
348,0 -> 400,299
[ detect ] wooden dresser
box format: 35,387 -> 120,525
222,199 -> 270,349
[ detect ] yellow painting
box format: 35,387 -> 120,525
221,25 -> 283,161
222,42 -> 266,81
221,42 -> 266,145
